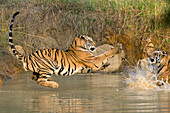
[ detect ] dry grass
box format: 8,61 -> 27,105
0,0 -> 169,65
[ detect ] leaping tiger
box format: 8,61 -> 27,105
9,12 -> 122,88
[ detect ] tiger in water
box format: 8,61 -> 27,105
148,50 -> 170,86
9,12 -> 122,88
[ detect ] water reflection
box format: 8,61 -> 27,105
0,72 -> 170,112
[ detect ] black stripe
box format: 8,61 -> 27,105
29,55 -> 35,71
54,49 -> 59,61
13,12 -> 20,17
94,64 -> 99,68
74,40 -> 77,47
71,69 -> 74,74
81,67 -> 84,73
43,58 -> 55,69
34,57 -> 52,71
67,50 -> 77,61
13,51 -> 17,55
44,49 -> 47,55
38,72 -> 50,77
33,59 -> 41,68
158,64 -> 162,68
11,45 -> 15,49
58,59 -> 64,75
29,55 -> 37,72
38,50 -> 55,68
35,50 -> 41,58
63,72 -> 67,76
64,53 -> 71,76
48,49 -> 51,57
49,59 -> 57,70
9,32 -> 12,37
102,62 -> 104,65
31,53 -> 48,68
67,52 -> 77,71
38,69 -> 51,73
32,52 -> 40,59
9,39 -> 13,43
87,69 -> 91,73
40,51 -> 54,67
18,56 -> 22,60
67,64 -> 70,76
13,50 -> 16,53
69,57 -> 76,71
61,51 -> 66,67
32,55 -> 49,68
39,50 -> 45,58
24,57 -> 27,62
39,50 -> 44,58
13,52 -> 16,55
157,65 -> 165,74
26,56 -> 30,70
77,46 -> 86,50
31,63 -> 35,72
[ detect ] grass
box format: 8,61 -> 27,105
0,0 -> 169,65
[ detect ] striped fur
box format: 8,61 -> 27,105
149,51 -> 170,86
9,12 -> 121,88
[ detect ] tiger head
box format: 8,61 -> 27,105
70,35 -> 96,52
148,50 -> 168,65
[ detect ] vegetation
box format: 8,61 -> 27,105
0,0 -> 169,65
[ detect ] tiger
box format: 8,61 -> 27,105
148,50 -> 170,86
9,12 -> 122,88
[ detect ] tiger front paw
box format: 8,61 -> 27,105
116,43 -> 122,53
111,43 -> 122,54
38,81 -> 59,88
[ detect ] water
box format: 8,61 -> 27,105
126,64 -> 170,90
0,72 -> 170,113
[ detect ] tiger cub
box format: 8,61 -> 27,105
148,50 -> 170,86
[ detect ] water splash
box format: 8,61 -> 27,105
125,63 -> 170,90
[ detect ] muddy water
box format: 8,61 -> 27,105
0,72 -> 170,113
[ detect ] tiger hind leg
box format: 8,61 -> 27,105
32,72 -> 53,81
156,71 -> 170,86
32,72 -> 40,81
32,72 -> 59,88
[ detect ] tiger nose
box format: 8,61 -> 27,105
150,59 -> 154,62
90,47 -> 95,51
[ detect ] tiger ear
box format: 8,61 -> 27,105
79,35 -> 85,39
81,36 -> 85,39
78,35 -> 85,39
